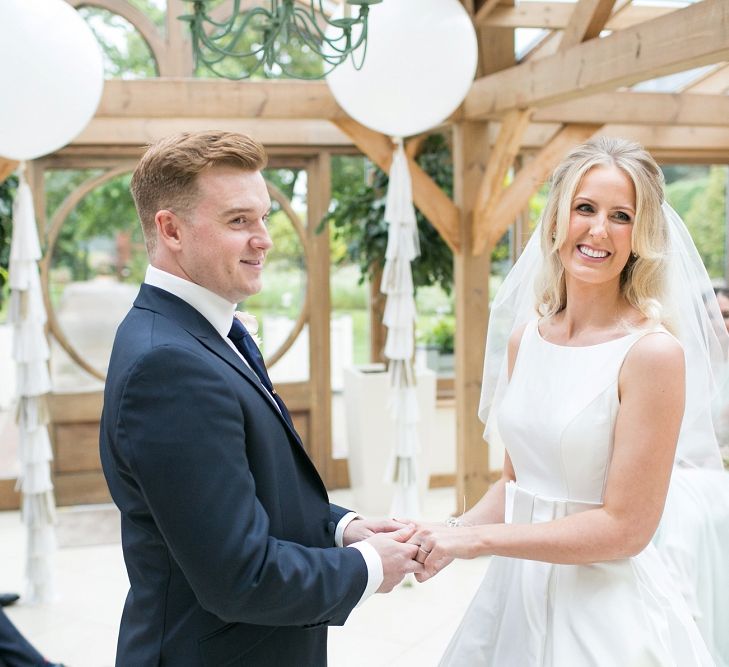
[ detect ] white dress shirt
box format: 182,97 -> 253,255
144,265 -> 383,604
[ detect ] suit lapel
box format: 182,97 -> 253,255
133,285 -> 310,453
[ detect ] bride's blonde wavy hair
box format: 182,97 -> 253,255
536,137 -> 669,325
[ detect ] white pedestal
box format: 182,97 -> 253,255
343,364 -> 436,518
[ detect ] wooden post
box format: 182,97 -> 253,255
369,265 -> 387,364
453,121 -> 492,509
166,0 -> 194,76
306,152 -> 338,486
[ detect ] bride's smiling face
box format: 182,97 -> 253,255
558,165 -> 636,287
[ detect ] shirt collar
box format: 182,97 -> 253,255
144,265 -> 236,339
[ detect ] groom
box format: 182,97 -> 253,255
100,130 -> 422,666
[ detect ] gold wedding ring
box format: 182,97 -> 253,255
415,546 -> 430,563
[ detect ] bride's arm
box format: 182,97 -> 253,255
456,454 -> 514,526
414,332 -> 684,574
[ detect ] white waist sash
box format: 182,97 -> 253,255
505,481 -> 601,524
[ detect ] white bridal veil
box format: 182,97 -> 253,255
479,202 -> 729,470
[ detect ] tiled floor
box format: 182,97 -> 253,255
0,488 -> 492,667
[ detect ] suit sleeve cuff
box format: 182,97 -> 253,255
334,511 -> 360,547
348,541 -> 383,607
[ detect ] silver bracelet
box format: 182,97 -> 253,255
445,516 -> 466,528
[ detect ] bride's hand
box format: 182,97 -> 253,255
409,524 -> 481,582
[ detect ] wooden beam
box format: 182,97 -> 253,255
453,121 -> 492,509
682,63 -> 729,94
333,118 -> 461,253
404,135 -> 427,160
484,124 -> 601,249
560,0 -> 618,51
75,118 -> 353,147
475,0 -> 502,24
0,159 -> 18,183
601,124 -> 729,156
460,0 -> 475,16
483,2 -> 675,30
166,0 -> 194,76
531,92 -> 729,127
477,23 -> 515,77
306,152 -> 335,484
516,0 -> 615,266
465,0 -> 729,118
522,30 -> 562,63
473,109 -> 532,255
96,79 -> 346,120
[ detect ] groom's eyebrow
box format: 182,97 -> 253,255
221,206 -> 272,216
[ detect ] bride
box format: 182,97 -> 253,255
411,137 -> 724,665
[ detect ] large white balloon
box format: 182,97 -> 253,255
326,0 -> 478,138
0,0 -> 104,161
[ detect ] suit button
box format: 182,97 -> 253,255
327,521 -> 336,534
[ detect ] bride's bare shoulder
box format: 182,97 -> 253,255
624,330 -> 685,380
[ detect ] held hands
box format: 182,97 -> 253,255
363,524 -> 425,593
344,517 -> 476,590
400,520 -> 480,583
342,518 -> 409,546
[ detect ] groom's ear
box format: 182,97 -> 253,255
155,209 -> 184,252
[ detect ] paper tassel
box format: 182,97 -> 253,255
379,141 -> 424,519
8,163 -> 57,604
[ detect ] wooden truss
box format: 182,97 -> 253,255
2,0 -> 729,507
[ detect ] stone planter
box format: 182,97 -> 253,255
416,345 -> 455,377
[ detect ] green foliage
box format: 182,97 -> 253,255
188,4 -> 324,80
0,175 -> 17,310
666,166 -> 727,279
266,168 -> 300,202
330,265 -> 368,310
325,134 -> 455,294
128,0 -> 166,28
45,170 -> 145,284
79,6 -> 158,78
266,210 -> 304,270
419,316 -> 455,353
683,166 -> 727,279
665,177 -> 705,216
662,164 -> 709,185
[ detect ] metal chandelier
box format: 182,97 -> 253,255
180,0 -> 382,80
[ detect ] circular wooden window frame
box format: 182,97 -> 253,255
39,169 -> 311,381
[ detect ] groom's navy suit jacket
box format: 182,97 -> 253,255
100,284 -> 368,666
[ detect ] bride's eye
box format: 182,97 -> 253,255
576,203 -> 593,213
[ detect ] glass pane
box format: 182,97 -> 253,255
46,171 -> 144,390
244,169 -> 308,382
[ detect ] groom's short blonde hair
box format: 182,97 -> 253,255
130,130 -> 268,256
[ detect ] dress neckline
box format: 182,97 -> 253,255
534,319 -> 645,349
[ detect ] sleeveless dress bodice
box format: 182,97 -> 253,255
440,320 -> 714,666
499,319 -> 641,506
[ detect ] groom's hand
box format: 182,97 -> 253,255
364,525 -> 424,593
342,518 -> 408,546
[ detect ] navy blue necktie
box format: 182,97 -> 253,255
228,318 -> 294,428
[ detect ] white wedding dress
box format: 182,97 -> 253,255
654,467 -> 729,666
441,320 -> 713,666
